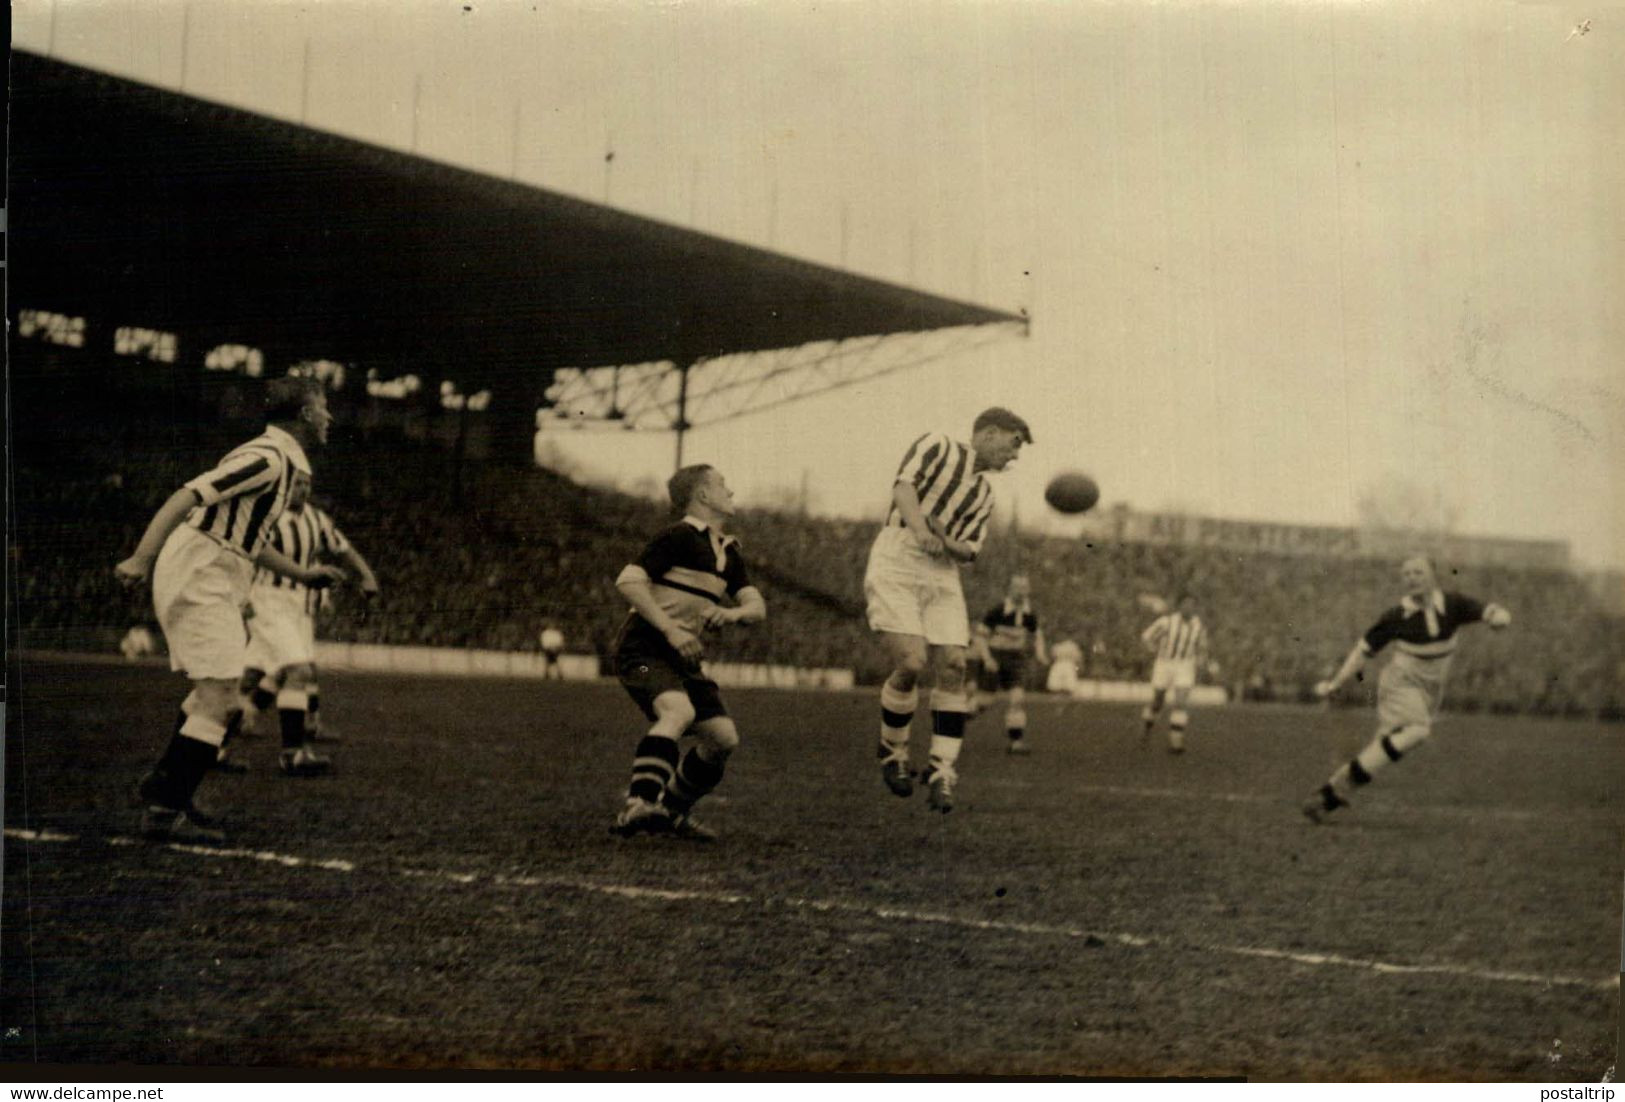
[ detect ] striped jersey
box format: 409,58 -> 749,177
181,425 -> 311,558
616,516 -> 753,656
1359,590 -> 1489,660
980,601 -> 1040,655
885,432 -> 996,556
1144,613 -> 1206,662
252,504 -> 351,613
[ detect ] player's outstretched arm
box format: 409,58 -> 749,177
1316,644 -> 1368,698
1140,620 -> 1163,654
115,488 -> 201,586
1034,627 -> 1050,667
338,545 -> 381,597
254,546 -> 346,589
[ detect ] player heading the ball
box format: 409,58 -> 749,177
863,407 -> 1032,813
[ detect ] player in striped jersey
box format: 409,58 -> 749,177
1140,594 -> 1208,753
865,407 -> 1031,812
115,377 -> 345,842
235,482 -> 379,776
610,464 -> 766,840
1302,555 -> 1512,823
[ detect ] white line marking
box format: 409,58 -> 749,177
153,843 -> 356,872
7,828 -> 1612,992
445,866 -> 1608,991
3,827 -> 79,843
66,831 -> 355,872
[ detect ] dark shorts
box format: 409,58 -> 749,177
970,659 -> 998,694
614,621 -> 727,724
988,652 -> 1027,691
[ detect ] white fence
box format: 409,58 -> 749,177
314,642 -> 854,691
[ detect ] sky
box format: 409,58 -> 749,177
13,0 -> 1625,568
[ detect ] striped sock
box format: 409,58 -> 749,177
928,689 -> 968,775
628,734 -> 679,804
1169,709 -> 1188,750
879,682 -> 917,759
662,747 -> 726,815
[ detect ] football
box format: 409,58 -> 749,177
1044,471 -> 1100,515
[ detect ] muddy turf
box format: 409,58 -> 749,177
4,659 -> 1619,1078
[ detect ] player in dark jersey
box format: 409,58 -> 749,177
970,574 -> 1049,754
1302,555 -> 1512,822
609,464 -> 766,840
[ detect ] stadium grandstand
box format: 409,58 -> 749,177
7,52 -> 1016,669
10,52 -> 1621,722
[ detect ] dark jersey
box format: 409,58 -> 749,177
981,603 -> 1040,655
616,519 -> 752,658
1360,590 -> 1486,660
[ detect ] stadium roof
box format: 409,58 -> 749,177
9,51 -> 1025,409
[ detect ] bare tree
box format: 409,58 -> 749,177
1354,474 -> 1462,535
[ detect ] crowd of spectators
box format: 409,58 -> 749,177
13,423 -> 1623,720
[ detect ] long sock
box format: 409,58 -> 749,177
879,682 -> 917,759
628,734 -> 679,804
1169,709 -> 1188,751
1006,705 -> 1027,744
250,680 -> 277,715
216,709 -> 244,762
147,713 -> 227,809
277,688 -> 310,750
305,687 -> 321,736
1325,725 -> 1430,802
662,746 -> 727,815
928,689 -> 968,776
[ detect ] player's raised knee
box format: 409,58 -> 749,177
697,718 -> 740,756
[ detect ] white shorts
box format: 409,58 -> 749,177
245,585 -> 316,672
863,526 -> 968,648
152,527 -> 254,681
1150,658 -> 1197,692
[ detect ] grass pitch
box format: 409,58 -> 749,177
4,659 -> 1619,1078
